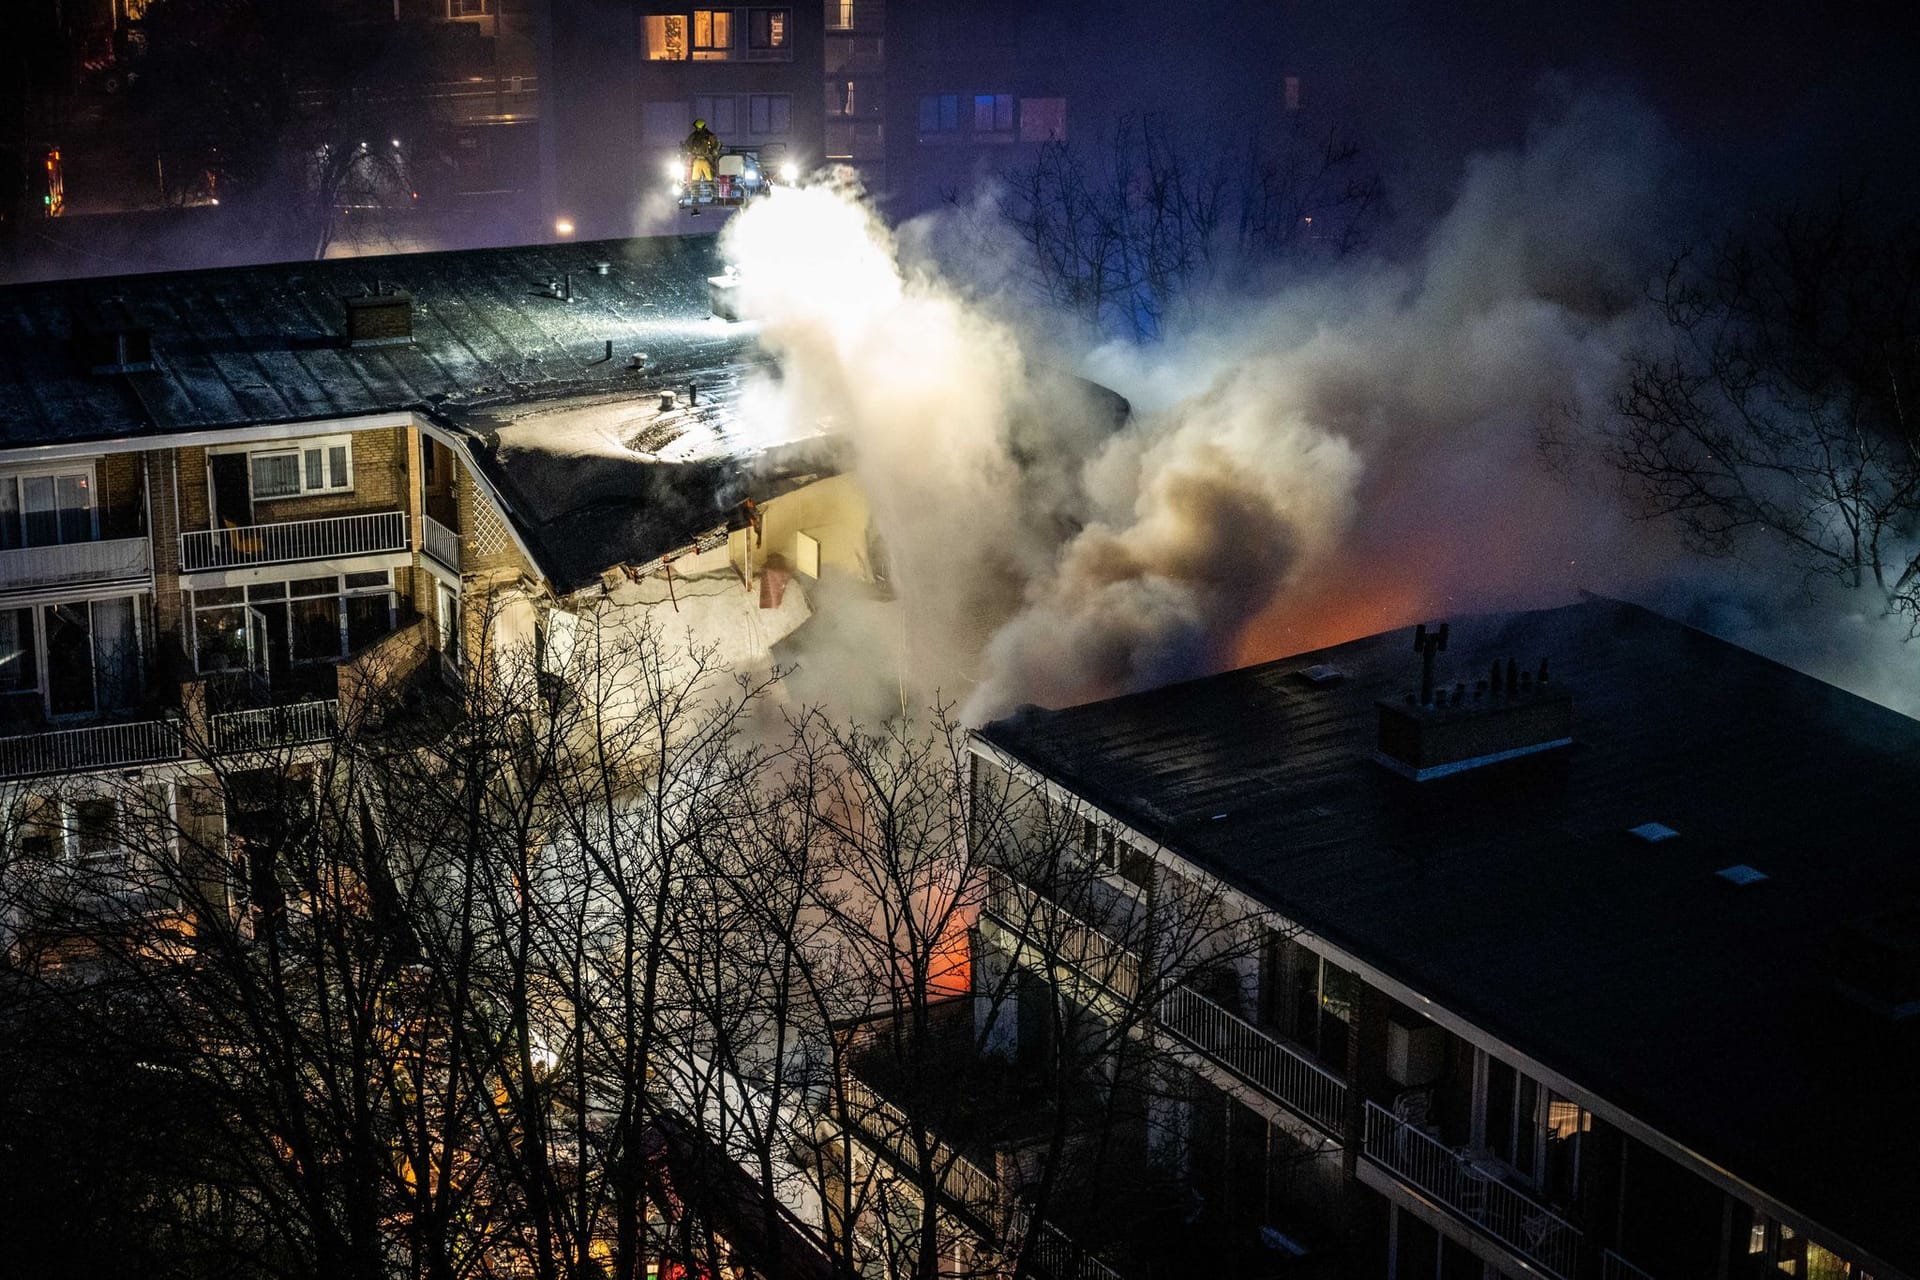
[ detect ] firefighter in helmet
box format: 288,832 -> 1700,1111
683,118 -> 720,184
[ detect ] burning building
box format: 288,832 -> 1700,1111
0,233 -> 871,899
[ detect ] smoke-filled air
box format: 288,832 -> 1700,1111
722,91 -> 1920,723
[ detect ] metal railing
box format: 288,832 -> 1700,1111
210,700 -> 338,754
421,514 -> 461,573
840,1072 -> 1003,1220
0,536 -> 152,593
180,511 -> 408,572
984,867 -> 1141,999
1027,1217 -> 1126,1280
1363,1102 -> 1580,1280
1601,1250 -> 1657,1280
1158,985 -> 1347,1136
986,867 -> 1347,1137
0,718 -> 180,780
841,1072 -> 1123,1280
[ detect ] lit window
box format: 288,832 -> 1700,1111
645,14 -> 689,60
447,0 -> 494,16
824,0 -> 853,28
693,9 -> 734,55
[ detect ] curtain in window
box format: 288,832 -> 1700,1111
0,478 -> 21,551
91,596 -> 139,711
252,453 -> 301,499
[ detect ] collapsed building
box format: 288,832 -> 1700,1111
0,234 -> 871,789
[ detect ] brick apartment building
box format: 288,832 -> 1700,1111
0,233 -> 868,882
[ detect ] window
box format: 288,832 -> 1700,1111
918,93 -> 959,137
693,9 -> 734,55
447,0 -> 493,15
191,572 -> 393,674
748,7 -> 789,53
0,607 -> 37,697
974,93 -> 1015,138
750,93 -> 792,134
824,0 -> 853,28
644,14 -> 690,59
247,438 -> 351,501
1019,97 -> 1067,143
69,797 -> 121,865
0,596 -> 142,719
693,95 -> 738,135
0,467 -> 97,549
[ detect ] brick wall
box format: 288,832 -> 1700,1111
175,426 -> 410,531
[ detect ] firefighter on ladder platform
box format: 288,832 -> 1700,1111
683,119 -> 720,185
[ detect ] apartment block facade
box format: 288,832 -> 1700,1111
894,600 -> 1918,1280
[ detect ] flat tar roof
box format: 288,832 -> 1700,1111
981,597 -> 1920,1271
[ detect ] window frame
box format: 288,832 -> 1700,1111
189,570 -> 395,675
644,13 -> 691,60
750,93 -> 793,134
0,461 -> 101,549
747,7 -> 790,56
241,435 -> 355,504
692,9 -> 735,56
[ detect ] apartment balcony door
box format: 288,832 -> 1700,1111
40,597 -> 141,718
210,453 -> 252,528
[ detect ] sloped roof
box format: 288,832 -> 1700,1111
0,234 -> 746,444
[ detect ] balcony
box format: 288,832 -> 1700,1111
180,511 -> 409,573
0,536 -> 152,596
0,698 -> 342,780
0,718 -> 180,780
1362,1101 -> 1580,1280
839,1069 -> 1123,1280
209,700 -> 338,755
984,867 -> 1349,1138
180,510 -> 408,571
1158,985 -> 1348,1137
422,514 -> 461,573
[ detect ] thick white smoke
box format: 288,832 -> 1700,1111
723,94 -> 1920,723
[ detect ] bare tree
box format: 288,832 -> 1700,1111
1602,190 -> 1920,615
995,113 -> 1383,341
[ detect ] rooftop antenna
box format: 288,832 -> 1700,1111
1413,622 -> 1449,705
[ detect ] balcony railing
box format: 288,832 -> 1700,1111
0,536 -> 152,594
1158,985 -> 1348,1136
842,1072 -> 1003,1220
0,718 -> 180,780
1601,1250 -> 1657,1280
840,1071 -> 1122,1280
0,699 -> 343,780
180,511 -> 408,572
210,700 -> 338,754
1363,1101 -> 1580,1280
985,867 -> 1347,1137
984,867 -> 1140,999
422,514 -> 461,573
